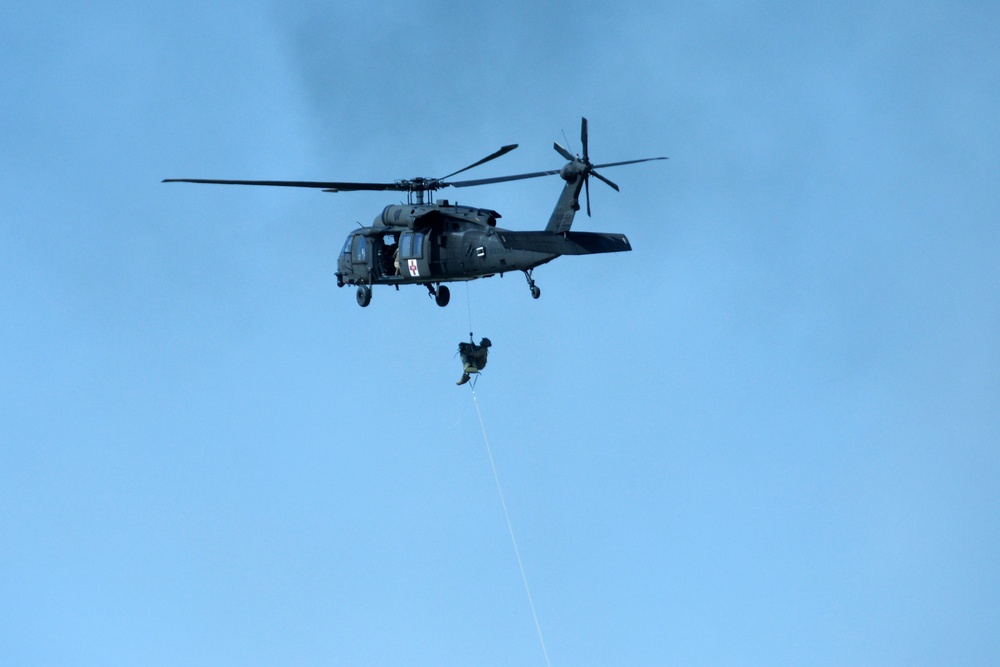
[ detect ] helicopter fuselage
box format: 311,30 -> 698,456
336,201 -> 632,306
163,117 -> 664,307
337,202 -> 551,287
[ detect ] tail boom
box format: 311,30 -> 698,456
496,231 -> 631,255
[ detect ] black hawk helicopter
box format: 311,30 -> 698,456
164,118 -> 666,307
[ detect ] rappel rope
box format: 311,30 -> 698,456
466,282 -> 474,336
470,387 -> 552,667
465,284 -> 479,390
464,284 -> 548,663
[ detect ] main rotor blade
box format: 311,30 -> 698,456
590,169 -> 620,192
581,117 -> 589,161
553,142 -> 575,161
437,144 -> 518,181
161,178 -> 402,192
447,155 -> 666,190
445,168 -> 562,189
592,156 -> 668,169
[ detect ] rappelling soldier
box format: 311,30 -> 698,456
457,337 -> 491,385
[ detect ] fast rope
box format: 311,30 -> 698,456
463,283 -> 480,389
470,387 -> 552,667
465,281 -> 474,336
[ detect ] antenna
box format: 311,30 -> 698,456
561,129 -> 574,155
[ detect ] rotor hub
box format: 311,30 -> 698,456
559,160 -> 587,182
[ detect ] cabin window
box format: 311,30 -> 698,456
399,232 -> 425,259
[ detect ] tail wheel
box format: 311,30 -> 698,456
524,270 -> 540,299
435,284 -> 451,307
356,285 -> 372,307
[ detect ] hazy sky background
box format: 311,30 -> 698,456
2,1 -> 998,665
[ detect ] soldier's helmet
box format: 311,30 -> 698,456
480,338 -> 492,348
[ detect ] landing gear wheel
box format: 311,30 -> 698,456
356,285 -> 372,307
435,284 -> 451,307
524,269 -> 541,300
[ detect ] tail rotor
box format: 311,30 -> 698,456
552,117 -> 632,216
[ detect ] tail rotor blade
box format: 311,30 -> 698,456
585,175 -> 591,216
581,117 -> 589,161
591,169 -> 619,192
593,156 -> 668,169
553,142 -> 575,161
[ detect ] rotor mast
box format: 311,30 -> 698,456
402,178 -> 434,205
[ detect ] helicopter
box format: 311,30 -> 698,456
164,118 -> 666,307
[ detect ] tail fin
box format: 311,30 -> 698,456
544,161 -> 587,233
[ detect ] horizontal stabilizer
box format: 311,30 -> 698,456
495,231 -> 631,255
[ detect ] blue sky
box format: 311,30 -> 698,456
2,1 -> 998,665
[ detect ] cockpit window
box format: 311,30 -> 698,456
352,236 -> 367,262
342,236 -> 353,255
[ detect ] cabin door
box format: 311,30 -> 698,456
399,232 -> 430,279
